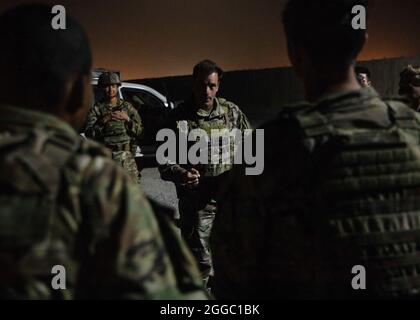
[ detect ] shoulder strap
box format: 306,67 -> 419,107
385,100 -> 419,130
294,100 -> 420,140
0,128 -> 79,193
294,104 -> 416,149
0,129 -> 81,249
295,111 -> 336,138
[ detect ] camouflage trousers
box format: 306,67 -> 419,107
178,196 -> 217,288
111,150 -> 141,184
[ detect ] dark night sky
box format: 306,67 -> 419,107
1,0 -> 420,79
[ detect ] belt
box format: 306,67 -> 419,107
106,143 -> 131,152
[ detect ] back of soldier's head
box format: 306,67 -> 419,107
193,60 -> 223,81
283,0 -> 368,68
355,66 -> 371,79
0,4 -> 92,112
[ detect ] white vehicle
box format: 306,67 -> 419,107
89,69 -> 174,164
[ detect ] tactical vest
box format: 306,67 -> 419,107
176,99 -> 240,177
294,100 -> 420,297
99,102 -> 131,147
0,127 -> 104,299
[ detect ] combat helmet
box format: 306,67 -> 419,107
399,65 -> 420,95
98,71 -> 121,87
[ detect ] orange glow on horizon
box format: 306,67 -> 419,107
1,0 -> 419,80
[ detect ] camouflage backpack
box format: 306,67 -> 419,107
293,99 -> 420,297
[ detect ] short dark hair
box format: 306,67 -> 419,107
283,0 -> 368,67
0,4 -> 92,111
193,60 -> 223,81
355,66 -> 371,78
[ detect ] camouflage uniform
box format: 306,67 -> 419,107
85,99 -> 143,183
0,104 -> 208,300
212,87 -> 420,299
159,97 -> 251,286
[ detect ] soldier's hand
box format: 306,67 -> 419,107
101,113 -> 113,124
112,110 -> 130,121
182,168 -> 200,188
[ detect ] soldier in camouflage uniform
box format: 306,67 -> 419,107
355,66 -> 372,88
0,4 -> 208,300
85,72 -> 143,183
159,60 -> 251,287
399,65 -> 420,112
211,0 -> 420,299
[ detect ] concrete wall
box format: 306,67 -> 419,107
357,56 -> 420,97
130,55 -> 420,127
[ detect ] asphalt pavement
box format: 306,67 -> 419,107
139,167 -> 179,218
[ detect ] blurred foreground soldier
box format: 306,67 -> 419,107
212,0 -> 420,299
159,60 -> 251,288
0,4 -> 207,300
399,65 -> 420,111
355,66 -> 372,87
85,72 -> 143,183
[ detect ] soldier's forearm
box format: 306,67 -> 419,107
125,119 -> 142,138
85,112 -> 108,139
84,126 -> 95,138
159,164 -> 186,184
84,124 -> 102,139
